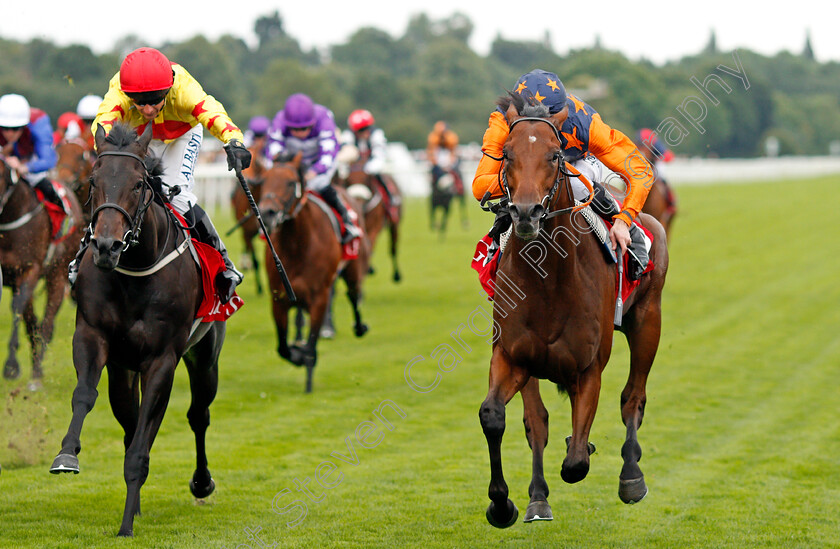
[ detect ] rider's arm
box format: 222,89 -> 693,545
587,114 -> 655,226
311,113 -> 340,175
471,111 -> 508,201
365,128 -> 387,173
26,115 -> 58,174
173,65 -> 243,145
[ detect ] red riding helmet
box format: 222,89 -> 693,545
119,48 -> 174,93
348,109 -> 374,132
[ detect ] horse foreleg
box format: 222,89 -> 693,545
51,324 -> 107,474
249,239 -> 263,295
520,377 -> 552,522
389,219 -> 401,283
562,362 -> 603,485
272,298 -> 291,362
33,267 -> 69,378
119,358 -> 177,537
4,278 -> 37,379
301,292 -> 330,393
183,322 -> 223,500
617,305 -> 661,504
342,270 -> 368,339
479,346 -> 530,528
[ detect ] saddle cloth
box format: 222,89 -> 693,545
34,181 -> 74,243
306,191 -> 361,260
166,205 -> 244,322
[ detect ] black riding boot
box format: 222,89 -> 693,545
34,179 -> 66,213
319,185 -> 361,243
67,226 -> 91,287
186,204 -> 243,304
591,182 -> 650,280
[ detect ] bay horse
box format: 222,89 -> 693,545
49,123 -> 225,537
337,160 -> 402,282
478,95 -> 668,527
55,140 -> 94,224
429,165 -> 455,235
229,143 -> 267,294
0,158 -> 82,384
259,153 -> 369,393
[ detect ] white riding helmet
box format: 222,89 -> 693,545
76,94 -> 103,120
0,94 -> 31,128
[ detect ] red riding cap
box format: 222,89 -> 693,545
119,48 -> 174,93
348,109 -> 375,132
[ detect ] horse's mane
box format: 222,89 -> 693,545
496,91 -> 551,119
102,122 -> 166,198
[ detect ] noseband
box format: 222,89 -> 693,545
90,150 -> 154,250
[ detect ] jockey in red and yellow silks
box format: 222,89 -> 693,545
70,47 -> 251,303
473,69 -> 655,260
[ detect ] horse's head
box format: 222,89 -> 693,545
56,142 -> 93,193
258,151 -> 305,232
87,122 -> 155,271
500,93 -> 570,240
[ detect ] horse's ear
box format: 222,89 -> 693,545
551,105 -> 569,130
292,151 -> 303,169
94,124 -> 107,150
137,122 -> 154,150
505,102 -> 520,126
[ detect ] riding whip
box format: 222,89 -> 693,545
233,165 -> 296,301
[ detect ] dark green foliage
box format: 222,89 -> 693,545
1,11 -> 838,156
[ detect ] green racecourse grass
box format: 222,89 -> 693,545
2,175 -> 839,548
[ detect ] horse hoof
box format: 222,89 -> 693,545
523,500 -> 553,522
354,323 -> 369,338
320,327 -> 335,339
393,271 -> 401,283
368,266 -> 375,275
50,453 -> 80,474
486,499 -> 518,529
3,363 -> 20,380
619,476 -> 648,504
190,476 -> 216,499
289,346 -> 307,366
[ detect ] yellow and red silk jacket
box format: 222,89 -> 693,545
472,94 -> 654,226
93,64 -> 243,147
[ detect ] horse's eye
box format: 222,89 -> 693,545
134,180 -> 144,192
551,151 -> 562,162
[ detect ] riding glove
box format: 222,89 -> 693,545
224,139 -> 252,172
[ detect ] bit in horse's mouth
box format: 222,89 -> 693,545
514,222 -> 539,240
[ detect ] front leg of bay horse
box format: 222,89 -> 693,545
33,263 -> 71,378
4,274 -> 38,379
342,266 -> 368,338
119,356 -> 178,537
616,305 -> 661,504
389,216 -> 401,282
520,377 -> 552,522
51,323 -> 108,474
479,345 -> 530,528
183,322 -> 223,500
272,296 -> 292,362
562,361 -> 604,485
299,290 -> 330,393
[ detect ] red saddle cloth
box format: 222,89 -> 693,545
34,182 -> 73,243
307,190 -> 361,261
166,205 -> 244,322
470,220 -> 654,304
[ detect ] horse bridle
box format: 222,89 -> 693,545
481,116 -> 584,221
90,150 -> 155,250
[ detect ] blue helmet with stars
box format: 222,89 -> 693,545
513,69 -> 567,114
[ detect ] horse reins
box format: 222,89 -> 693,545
0,158 -> 46,231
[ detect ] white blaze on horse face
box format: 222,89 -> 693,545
529,135 -> 537,144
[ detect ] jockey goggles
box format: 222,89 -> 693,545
127,89 -> 169,106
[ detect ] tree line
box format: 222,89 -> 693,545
1,11 -> 838,157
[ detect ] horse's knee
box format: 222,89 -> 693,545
187,408 -> 209,433
479,400 -> 506,437
124,451 -> 150,485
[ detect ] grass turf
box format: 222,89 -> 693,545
1,177 -> 839,548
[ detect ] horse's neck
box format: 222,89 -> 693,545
120,203 -> 173,267
502,215 -> 584,289
2,180 -> 38,219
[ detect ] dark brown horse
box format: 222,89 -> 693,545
259,153 -> 369,393
50,123 -> 225,537
0,159 -> 82,385
478,95 -> 668,528
229,143 -> 267,293
55,141 -> 94,224
337,161 -> 402,282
